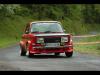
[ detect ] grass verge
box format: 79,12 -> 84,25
0,15 -> 33,49
0,38 -> 20,48
74,44 -> 100,56
74,35 -> 100,56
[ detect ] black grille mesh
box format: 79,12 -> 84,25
44,37 -> 61,43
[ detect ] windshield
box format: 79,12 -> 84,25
31,22 -> 64,33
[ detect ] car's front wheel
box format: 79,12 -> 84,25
65,52 -> 73,57
20,47 -> 26,56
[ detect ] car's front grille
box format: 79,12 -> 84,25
44,37 -> 61,43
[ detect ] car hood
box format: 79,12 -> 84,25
34,33 -> 69,37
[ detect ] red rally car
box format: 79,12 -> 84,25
19,21 -> 73,57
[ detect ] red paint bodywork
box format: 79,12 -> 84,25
20,21 -> 73,55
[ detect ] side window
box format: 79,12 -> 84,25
25,25 -> 30,34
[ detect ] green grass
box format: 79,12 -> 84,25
75,35 -> 100,42
74,44 -> 100,56
0,15 -> 34,48
81,35 -> 100,42
0,38 -> 19,48
74,35 -> 100,56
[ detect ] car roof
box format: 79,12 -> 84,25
27,21 -> 61,27
30,21 -> 61,24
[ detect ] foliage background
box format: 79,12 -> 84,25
0,4 -> 100,39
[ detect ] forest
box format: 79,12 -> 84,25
0,4 -> 100,39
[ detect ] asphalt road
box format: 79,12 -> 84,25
0,43 -> 100,71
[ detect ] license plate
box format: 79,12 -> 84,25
45,43 -> 60,47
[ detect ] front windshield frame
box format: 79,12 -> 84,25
30,22 -> 64,33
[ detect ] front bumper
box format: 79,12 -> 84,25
33,45 -> 72,49
29,45 -> 73,54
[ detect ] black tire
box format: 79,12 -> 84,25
54,53 -> 60,56
65,52 -> 73,57
21,51 -> 26,56
20,47 -> 26,56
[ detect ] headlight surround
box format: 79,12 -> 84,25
37,38 -> 44,44
61,37 -> 68,42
